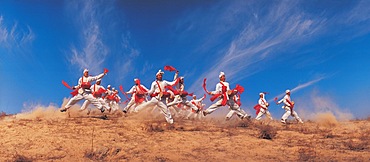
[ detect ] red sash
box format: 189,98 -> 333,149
134,85 -> 147,103
70,89 -> 79,96
210,82 -> 228,106
150,81 -> 170,98
93,85 -> 106,98
107,92 -> 117,100
234,94 -> 242,106
81,77 -> 91,89
254,99 -> 266,115
286,98 -> 294,111
254,104 -> 262,115
114,96 -> 120,102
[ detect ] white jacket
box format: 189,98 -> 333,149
211,81 -> 230,95
278,94 -> 292,107
147,79 -> 178,95
258,97 -> 268,109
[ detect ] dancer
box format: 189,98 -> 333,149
60,69 -> 108,112
276,89 -> 303,124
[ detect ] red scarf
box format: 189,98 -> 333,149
253,99 -> 266,115
92,84 -> 107,98
134,80 -> 148,103
80,76 -> 91,89
209,82 -> 228,106
286,97 -> 294,111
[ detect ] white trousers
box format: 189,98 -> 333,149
80,97 -> 110,111
64,93 -> 103,110
110,101 -> 120,111
225,100 -> 249,120
167,96 -> 198,112
123,97 -> 146,112
204,98 -> 248,118
123,97 -> 135,112
255,108 -> 273,120
281,106 -> 303,122
135,97 -> 174,124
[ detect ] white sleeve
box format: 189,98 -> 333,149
126,86 -> 136,94
142,85 -> 149,91
173,73 -> 178,81
259,99 -> 267,109
211,83 -> 221,95
87,73 -> 105,82
282,95 -> 291,106
90,85 -> 95,92
278,97 -> 284,104
165,80 -> 178,87
76,78 -> 82,88
147,82 -> 156,95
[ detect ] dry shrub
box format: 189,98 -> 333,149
344,139 -> 368,151
298,147 -> 317,161
84,146 -> 121,160
0,111 -> 6,118
143,122 -> 165,132
13,153 -> 32,162
155,156 -> 169,162
236,120 -> 253,128
257,124 -> 277,140
323,132 -> 336,138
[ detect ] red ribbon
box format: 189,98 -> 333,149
164,65 -> 177,72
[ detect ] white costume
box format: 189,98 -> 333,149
225,93 -> 249,120
203,72 -> 249,119
277,90 -> 303,124
186,95 -> 206,119
62,69 -> 106,112
135,70 -> 177,124
80,80 -> 110,113
110,90 -> 121,112
103,85 -> 112,108
167,73 -> 198,113
123,79 -> 149,113
255,93 -> 273,120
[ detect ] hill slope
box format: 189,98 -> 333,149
0,109 -> 369,161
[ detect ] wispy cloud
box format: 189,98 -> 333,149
269,76 -> 326,102
0,15 -> 35,50
188,1 -> 327,92
114,32 -> 141,84
187,0 -> 370,94
291,77 -> 325,92
66,1 -> 109,74
65,1 -> 140,82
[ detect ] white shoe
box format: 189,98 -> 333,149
243,114 -> 251,119
281,119 -> 286,124
202,111 -> 207,117
167,118 -> 174,124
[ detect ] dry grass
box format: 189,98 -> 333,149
0,108 -> 369,161
256,124 -> 277,140
297,147 -> 317,161
13,153 -> 32,162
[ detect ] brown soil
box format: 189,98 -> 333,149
0,107 -> 369,162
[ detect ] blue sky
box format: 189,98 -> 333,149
1,0 -> 369,119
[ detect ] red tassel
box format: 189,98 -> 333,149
164,65 -> 177,72
104,68 -> 109,74
254,104 -> 261,115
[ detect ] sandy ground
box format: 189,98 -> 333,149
0,106 -> 369,162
